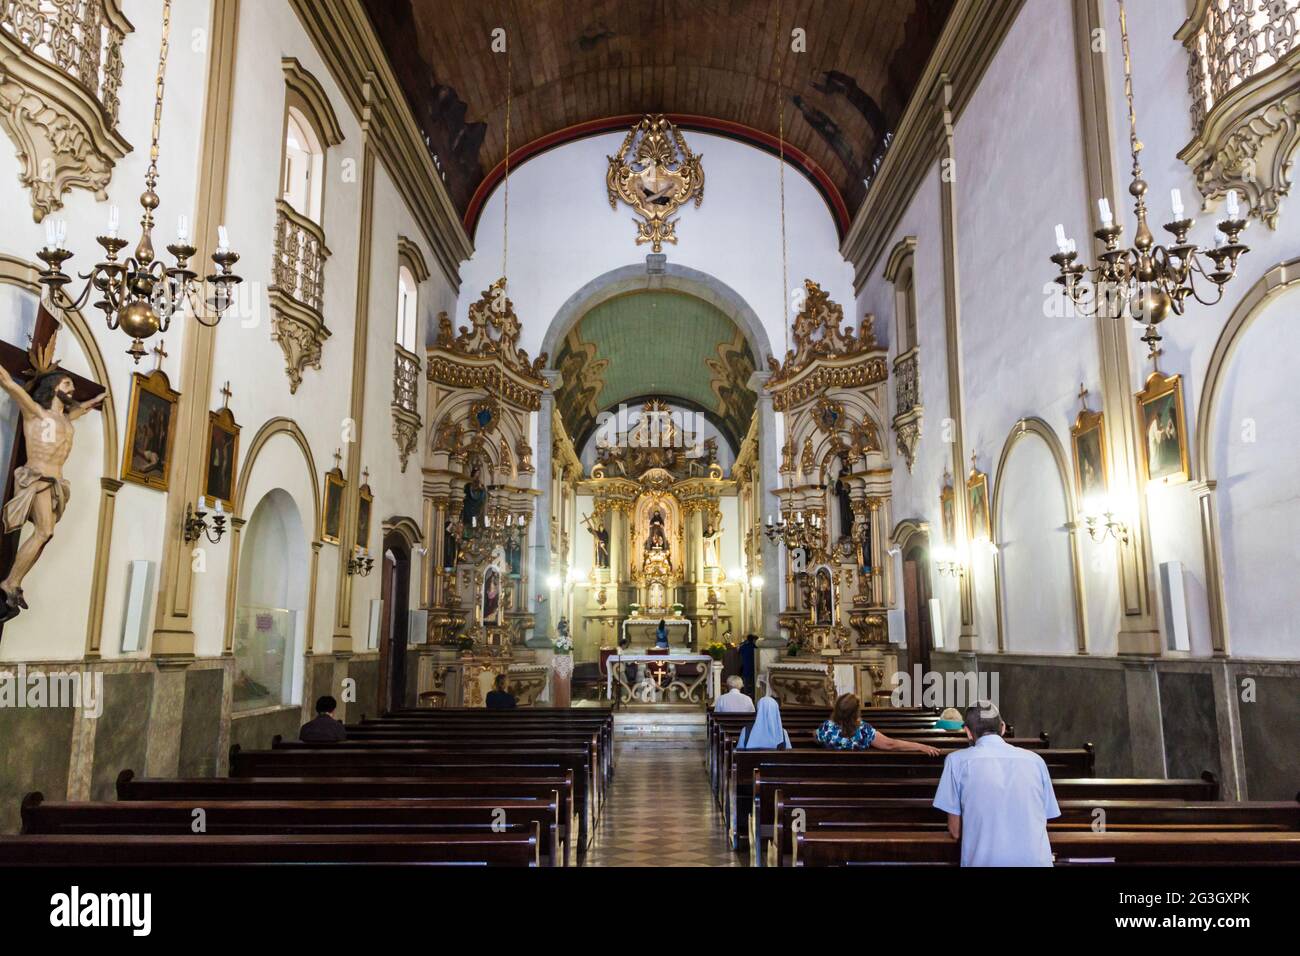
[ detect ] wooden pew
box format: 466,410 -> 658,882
727,747 -> 1095,847
793,829 -> 1300,865
0,831 -> 541,866
225,749 -> 594,848
749,773 -> 1222,862
116,769 -> 578,849
22,792 -> 567,866
769,795 -> 1300,866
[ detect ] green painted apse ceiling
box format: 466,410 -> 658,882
553,291 -> 757,451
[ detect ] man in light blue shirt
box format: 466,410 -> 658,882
932,700 -> 1060,866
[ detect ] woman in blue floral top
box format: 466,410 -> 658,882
816,694 -> 942,756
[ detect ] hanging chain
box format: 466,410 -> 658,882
502,32 -> 511,285
145,0 -> 173,192
1117,0 -> 1143,181
775,0 -> 789,360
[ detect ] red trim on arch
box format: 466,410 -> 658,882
462,113 -> 850,240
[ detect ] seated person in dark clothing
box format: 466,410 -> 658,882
299,695 -> 347,742
485,673 -> 517,710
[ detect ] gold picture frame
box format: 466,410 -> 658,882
967,467 -> 991,542
121,369 -> 180,491
1070,408 -> 1109,510
939,483 -> 956,544
1136,371 -> 1190,486
321,468 -> 346,544
202,406 -> 240,512
355,481 -> 374,553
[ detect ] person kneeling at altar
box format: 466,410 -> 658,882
715,675 -> 754,714
816,693 -> 942,756
654,619 -> 670,649
486,673 -> 517,710
738,696 -> 791,749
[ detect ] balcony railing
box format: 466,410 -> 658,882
1185,0 -> 1300,130
394,345 -> 420,414
1,0 -> 129,124
272,199 -> 328,316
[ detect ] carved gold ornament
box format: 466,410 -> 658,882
607,114 -> 704,252
766,280 -> 884,394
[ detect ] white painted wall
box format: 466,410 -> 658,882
457,131 -> 855,366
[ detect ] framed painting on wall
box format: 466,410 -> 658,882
121,370 -> 180,490
355,481 -> 374,553
966,467 -> 991,542
1136,371 -> 1189,486
1070,408 -> 1108,510
202,406 -> 240,512
940,483 -> 956,544
322,468 -> 346,544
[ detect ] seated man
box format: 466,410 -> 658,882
932,700 -> 1061,867
299,695 -> 347,742
485,673 -> 517,710
714,675 -> 755,714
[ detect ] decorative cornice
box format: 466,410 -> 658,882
839,0 -> 1025,291
397,235 -> 431,283
288,0 -> 472,290
281,57 -> 345,147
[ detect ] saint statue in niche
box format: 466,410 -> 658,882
0,363 -> 104,619
702,510 -> 723,568
443,519 -> 459,569
834,465 -> 855,542
505,535 -> 522,578
643,508 -> 672,570
460,465 -> 486,530
482,567 -> 500,623
583,512 -> 610,569
813,567 -> 834,626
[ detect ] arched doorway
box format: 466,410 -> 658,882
894,521 -> 934,674
378,529 -> 412,713
233,489 -> 310,712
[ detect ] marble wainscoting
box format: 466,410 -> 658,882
929,652 -> 1300,800
347,654 -> 381,719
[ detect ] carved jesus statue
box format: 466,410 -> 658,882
0,365 -> 104,619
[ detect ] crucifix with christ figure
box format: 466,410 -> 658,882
0,303 -> 106,629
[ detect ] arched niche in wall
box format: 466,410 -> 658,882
231,488 -> 310,712
1196,258 -> 1300,659
223,417 -> 321,656
884,236 -> 922,472
989,418 -> 1087,655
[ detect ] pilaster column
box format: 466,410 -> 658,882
608,505 -> 626,587
1073,0 -> 1161,654
526,371 -> 561,647
933,76 -> 977,647
1191,480 -> 1229,655
331,129 -> 379,652
748,369 -> 783,643
149,0 -> 240,658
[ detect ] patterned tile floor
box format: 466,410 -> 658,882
584,744 -> 745,867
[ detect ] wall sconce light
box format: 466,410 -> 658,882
750,575 -> 764,590
546,574 -> 562,590
183,499 -> 227,545
348,549 -> 375,577
1082,496 -> 1130,544
933,546 -> 965,578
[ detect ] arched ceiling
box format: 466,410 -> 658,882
363,0 -> 954,233
553,290 -> 756,450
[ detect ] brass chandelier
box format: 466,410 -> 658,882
35,0 -> 242,362
1051,0 -> 1248,350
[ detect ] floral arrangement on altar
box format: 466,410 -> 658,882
704,641 -> 727,661
553,634 -> 573,655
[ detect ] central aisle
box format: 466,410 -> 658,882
584,710 -> 742,867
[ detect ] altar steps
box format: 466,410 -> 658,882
614,709 -> 707,750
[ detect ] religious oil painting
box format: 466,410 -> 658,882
940,483 -> 956,544
967,469 -> 990,541
482,566 -> 501,625
356,482 -> 373,553
322,469 -> 346,544
1137,372 -> 1189,485
1070,409 -> 1108,509
813,566 -> 834,625
203,407 -> 240,512
122,370 -> 180,491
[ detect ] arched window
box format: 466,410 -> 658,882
885,236 -> 921,471
896,265 -> 917,352
282,107 -> 324,223
396,264 -> 418,352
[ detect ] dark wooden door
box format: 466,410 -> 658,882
377,534 -> 410,713
902,546 -> 934,674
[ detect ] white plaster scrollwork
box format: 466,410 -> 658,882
0,0 -> 133,221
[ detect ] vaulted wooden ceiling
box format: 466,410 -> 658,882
364,0 -> 953,235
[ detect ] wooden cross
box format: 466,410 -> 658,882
970,452 -> 978,473
362,466 -> 370,486
0,304 -> 106,638
1149,345 -> 1164,373
219,380 -> 232,409
1078,383 -> 1090,411
333,448 -> 343,471
152,339 -> 168,372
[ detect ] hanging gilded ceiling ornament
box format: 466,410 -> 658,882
606,114 -> 705,252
